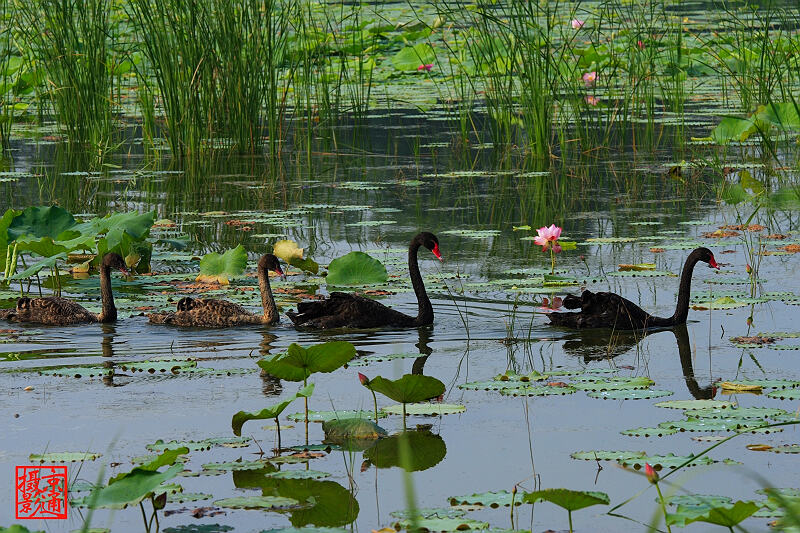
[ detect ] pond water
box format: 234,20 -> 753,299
2,111 -> 800,533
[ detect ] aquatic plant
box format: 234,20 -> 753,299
533,224 -> 562,275
232,383 -> 314,451
361,373 -> 445,429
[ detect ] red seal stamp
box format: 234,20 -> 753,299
15,465 -> 68,519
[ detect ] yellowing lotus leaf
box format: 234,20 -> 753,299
273,239 -> 304,261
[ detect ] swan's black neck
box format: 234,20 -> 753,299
258,262 -> 278,324
409,239 -> 433,326
98,263 -> 117,323
648,250 -> 703,327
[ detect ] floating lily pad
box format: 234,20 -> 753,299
655,400 -> 736,410
767,389 -> 800,400
147,437 -> 250,452
286,410 -> 386,422
459,380 -> 534,391
607,270 -> 674,278
572,376 -> 654,391
264,470 -> 331,480
390,508 -> 466,519
571,450 -> 646,462
119,360 -> 198,373
721,379 -> 799,390
381,403 -> 465,416
39,366 -> 113,378
659,418 -> 767,432
441,229 -> 501,239
619,453 -> 716,469
665,494 -> 732,508
498,385 -> 576,396
684,407 -> 787,420
214,495 -> 305,510
621,426 -> 679,437
449,490 -> 526,508
588,389 -> 672,400
202,460 -> 272,472
769,444 -> 800,454
392,517 -> 490,532
349,352 -> 421,367
30,452 -> 101,463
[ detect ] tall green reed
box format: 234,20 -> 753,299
15,0 -> 112,147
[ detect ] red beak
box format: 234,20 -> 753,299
708,255 -> 719,270
274,265 -> 286,280
431,243 -> 443,262
119,267 -> 131,277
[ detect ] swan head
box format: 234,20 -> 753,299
696,247 -> 719,269
16,296 -> 31,310
102,253 -> 131,276
417,232 -> 442,262
260,254 -> 286,280
176,297 -> 195,312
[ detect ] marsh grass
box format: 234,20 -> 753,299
15,0 -> 112,147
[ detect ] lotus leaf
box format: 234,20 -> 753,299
523,488 -> 610,511
260,529 -> 346,533
588,389 -> 672,400
655,399 -> 736,410
326,251 -> 388,286
449,490 -> 525,508
264,470 -> 331,480
382,403 -> 465,416
572,376 -> 654,391
196,245 -> 247,284
258,341 -> 356,382
390,508 -> 466,519
7,206 -> 75,242
665,494 -> 732,508
392,517 -> 489,532
619,453 -> 715,469
166,492 -> 212,503
202,460 -> 272,471
367,374 -> 445,404
666,500 -> 760,527
111,447 -> 188,483
621,426 -> 678,437
285,409 -> 386,422
214,495 -> 306,510
570,450 -> 646,462
659,418 -> 765,432
391,43 -> 436,71
88,463 -> 183,508
147,437 -> 250,452
29,452 -> 101,463
322,418 -> 387,443
232,383 -> 314,436
39,365 -> 113,378
684,407 -> 786,420
767,389 -> 800,400
499,385 -> 576,396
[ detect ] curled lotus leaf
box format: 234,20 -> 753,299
570,450 -> 646,462
214,496 -> 307,510
322,418 -> 387,443
449,490 -> 526,508
589,389 -> 673,400
621,426 -> 678,437
619,453 -> 715,469
381,403 -> 465,416
30,452 -> 101,463
499,385 -> 576,397
392,517 -> 490,532
655,399 -> 736,410
666,500 -> 760,528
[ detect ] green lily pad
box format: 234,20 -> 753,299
619,453 -> 716,469
523,488 -> 610,511
572,376 -> 654,391
684,407 -> 787,420
214,495 -> 306,510
392,517 -> 489,532
264,470 -> 331,480
665,494 -> 732,508
720,379 -> 799,390
381,403 -> 465,416
659,418 -> 768,432
326,252 -> 388,286
441,229 -> 501,239
202,460 -> 272,472
119,360 -> 198,373
367,374 -> 445,404
322,418 -> 387,443
767,389 -> 800,400
449,490 -> 526,508
499,385 -> 577,396
166,492 -> 213,503
390,508 -> 466,519
349,352 -> 421,367
571,450 -> 646,462
232,384 -> 314,436
655,399 -> 736,410
666,500 -> 760,528
39,366 -> 113,378
459,380 -> 534,391
588,389 -> 673,400
258,342 -> 356,382
260,529 -> 346,533
621,426 -> 679,437
286,410 -> 386,422
146,437 -> 250,452
769,444 -> 800,454
29,452 -> 101,463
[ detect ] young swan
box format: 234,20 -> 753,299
149,254 -> 285,327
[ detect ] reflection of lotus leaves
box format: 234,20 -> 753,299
232,471 -> 358,527
363,430 -> 446,472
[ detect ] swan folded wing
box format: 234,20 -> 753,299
287,292 -> 413,329
13,297 -> 98,325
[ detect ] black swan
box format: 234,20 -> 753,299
0,253 -> 129,325
548,247 -> 719,330
148,254 -> 285,327
286,232 -> 442,329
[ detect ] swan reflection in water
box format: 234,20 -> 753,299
561,324 -> 716,399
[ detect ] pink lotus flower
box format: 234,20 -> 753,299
571,19 -> 585,30
417,63 -> 433,72
585,95 -> 599,106
358,372 -> 369,386
645,463 -> 659,483
533,224 -> 562,252
637,40 -> 645,49
583,71 -> 597,87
